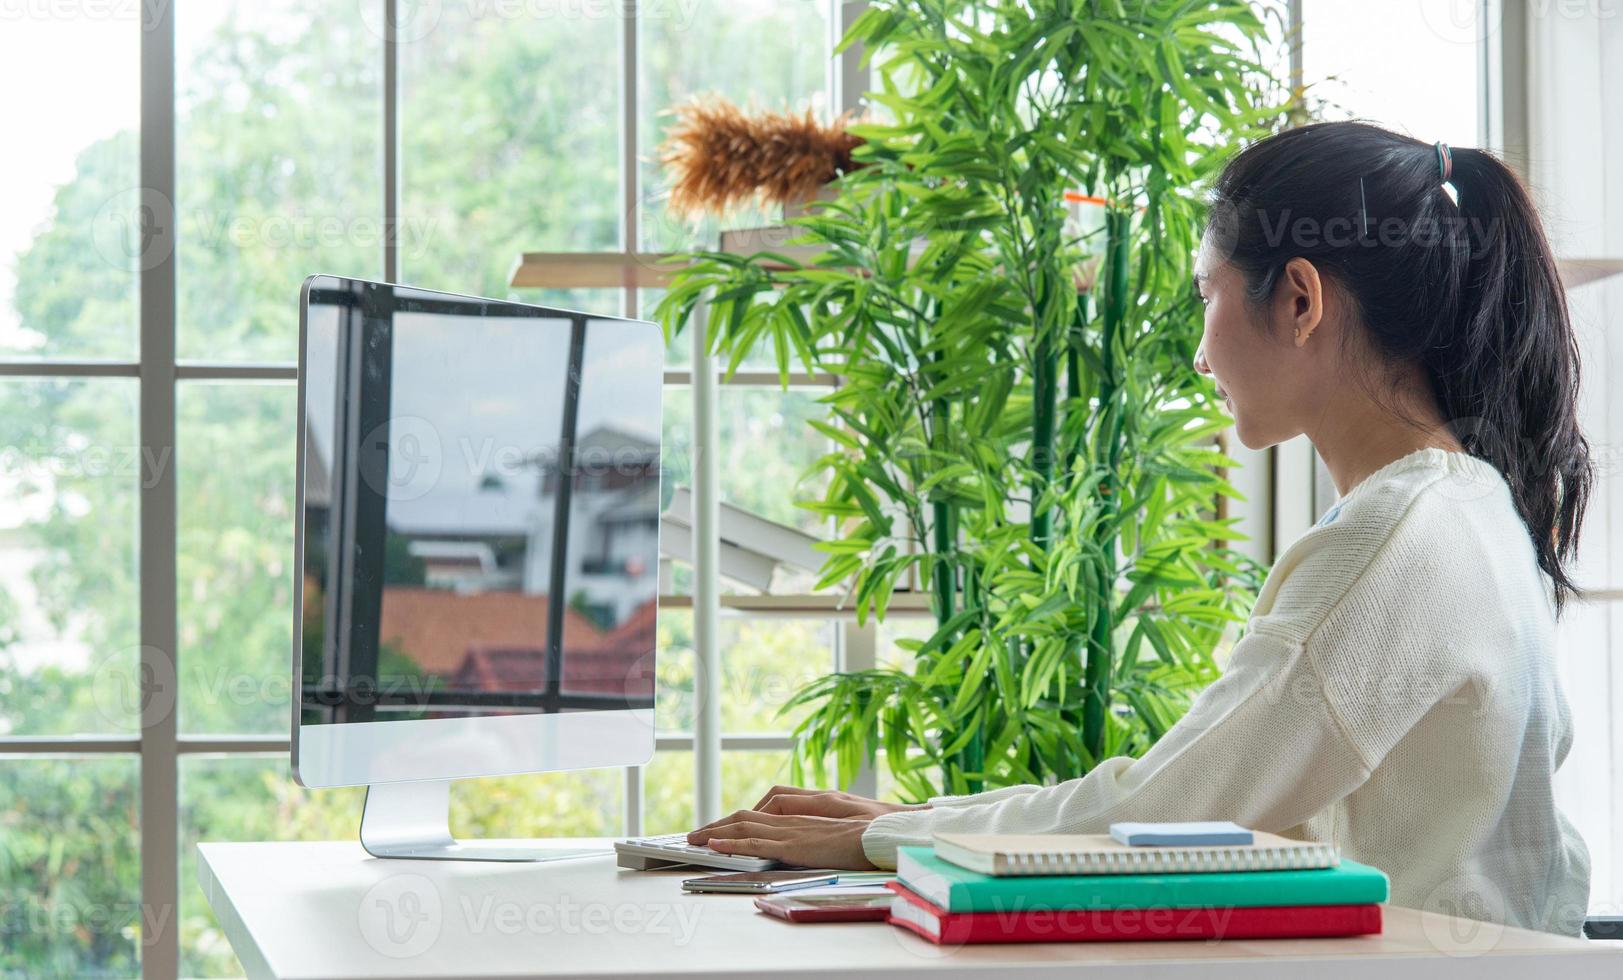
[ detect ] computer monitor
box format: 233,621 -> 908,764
291,275 -> 662,860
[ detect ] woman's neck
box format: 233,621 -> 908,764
1304,369 -> 1465,498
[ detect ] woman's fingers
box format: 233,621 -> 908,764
693,820 -> 779,843
687,810 -> 841,845
688,808 -> 785,839
706,837 -> 787,859
749,784 -> 822,810
759,792 -> 845,816
688,814 -> 781,844
707,819 -> 877,871
687,807 -> 773,838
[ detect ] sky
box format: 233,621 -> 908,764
302,297 -> 662,507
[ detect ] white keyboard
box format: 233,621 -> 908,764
613,832 -> 780,871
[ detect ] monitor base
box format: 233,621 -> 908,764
358,779 -> 608,862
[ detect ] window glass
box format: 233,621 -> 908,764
661,385 -> 831,544
0,757 -> 140,977
177,381 -> 297,734
1302,0 -> 1480,145
176,0 -> 382,363
0,380 -> 139,735
655,615 -> 834,735
0,14 -> 138,359
400,3 -> 621,297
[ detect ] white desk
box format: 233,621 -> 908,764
197,839 -> 1621,979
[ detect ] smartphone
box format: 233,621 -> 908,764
753,891 -> 895,922
680,870 -> 839,894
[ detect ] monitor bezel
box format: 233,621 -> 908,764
290,274 -> 660,789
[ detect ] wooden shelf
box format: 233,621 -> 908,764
508,251 -> 686,290
511,252 -> 1623,294
509,226 -> 835,292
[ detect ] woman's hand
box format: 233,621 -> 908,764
686,811 -> 876,869
684,786 -> 931,869
749,785 -> 930,820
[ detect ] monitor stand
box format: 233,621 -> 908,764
359,780 -> 609,862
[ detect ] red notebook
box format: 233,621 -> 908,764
886,882 -> 1383,945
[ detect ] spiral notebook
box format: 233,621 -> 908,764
932,831 -> 1340,877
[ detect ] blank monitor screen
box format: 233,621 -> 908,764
297,277 -> 662,729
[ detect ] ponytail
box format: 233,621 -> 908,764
1208,121 -> 1592,613
1429,147 -> 1591,612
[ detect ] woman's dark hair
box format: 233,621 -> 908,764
1206,120 -> 1591,613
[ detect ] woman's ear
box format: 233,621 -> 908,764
1274,257 -> 1324,348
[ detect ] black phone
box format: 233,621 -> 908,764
680,870 -> 840,894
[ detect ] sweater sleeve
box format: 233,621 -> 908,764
860,627 -> 1373,869
925,785 -> 1043,808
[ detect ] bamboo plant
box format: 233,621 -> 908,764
656,0 -> 1291,799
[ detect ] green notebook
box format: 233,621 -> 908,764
895,846 -> 1389,913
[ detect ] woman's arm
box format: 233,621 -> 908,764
859,626 -> 1373,868
924,784 -> 1045,808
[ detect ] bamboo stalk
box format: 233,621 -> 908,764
1081,207 -> 1132,765
1031,319 -> 1058,549
1063,292 -> 1090,486
926,342 -> 979,792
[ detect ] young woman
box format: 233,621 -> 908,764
685,121 -> 1595,936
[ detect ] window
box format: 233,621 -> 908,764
1517,1 -> 1623,916
0,3 -> 892,975
1288,0 -> 1487,537
0,11 -> 143,978
1300,0 -> 1481,146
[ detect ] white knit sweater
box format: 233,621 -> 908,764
862,447 -> 1591,935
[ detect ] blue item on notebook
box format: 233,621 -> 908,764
1109,821 -> 1255,847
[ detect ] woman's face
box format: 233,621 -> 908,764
1191,234 -> 1326,450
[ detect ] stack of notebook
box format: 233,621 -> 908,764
887,825 -> 1389,945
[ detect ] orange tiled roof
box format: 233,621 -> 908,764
378,587 -> 590,675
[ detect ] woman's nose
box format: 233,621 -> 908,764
1193,346 -> 1211,376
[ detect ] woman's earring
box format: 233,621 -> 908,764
1293,327 -> 1301,339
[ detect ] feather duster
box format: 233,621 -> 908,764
658,95 -> 863,218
